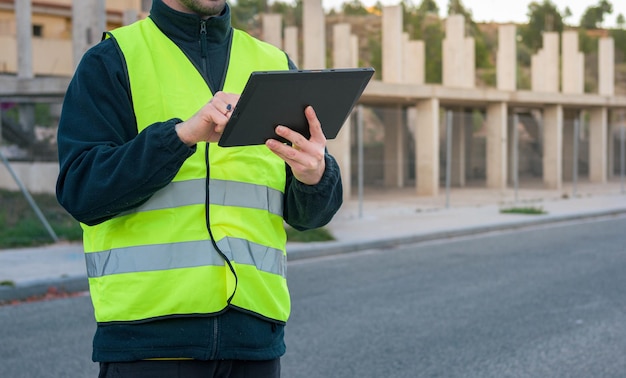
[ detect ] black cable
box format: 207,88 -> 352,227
205,145 -> 238,305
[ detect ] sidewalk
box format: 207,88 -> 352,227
2,182 -> 626,303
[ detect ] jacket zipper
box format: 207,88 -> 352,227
209,315 -> 219,359
200,20 -> 209,77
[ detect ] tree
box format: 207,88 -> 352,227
418,0 -> 439,15
580,0 -> 613,29
563,6 -> 572,24
616,13 -> 625,29
342,0 -> 370,16
230,0 -> 269,30
268,0 -> 302,27
519,0 -> 564,51
446,0 -> 491,71
447,0 -> 472,21
422,22 -> 443,83
612,14 -> 626,64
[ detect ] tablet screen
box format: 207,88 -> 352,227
218,68 -> 374,147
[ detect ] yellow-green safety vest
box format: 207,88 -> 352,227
82,17 -> 290,324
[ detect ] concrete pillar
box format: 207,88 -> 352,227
543,105 -> 563,189
404,39 -> 425,84
328,23 -> 353,199
284,26 -> 299,67
562,116 -> 575,181
401,33 -> 409,80
72,0 -> 106,69
382,5 -> 403,83
561,31 -> 584,94
15,0 -> 35,139
497,24 -> 516,91
302,0 -> 325,69
451,108 -> 466,187
598,37 -> 615,96
486,103 -> 508,189
464,111 -> 474,182
416,98 -> 440,196
443,15 -> 474,88
332,23 -> 351,68
351,35 -> 359,67
589,107 -> 608,183
544,32 -> 559,92
262,13 -> 282,49
381,6 -> 404,188
16,0 -> 33,79
507,114 -> 516,184
532,32 -> 559,92
383,106 -> 405,188
443,15 -> 463,87
123,9 -> 139,25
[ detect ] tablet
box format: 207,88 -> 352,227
218,67 -> 375,147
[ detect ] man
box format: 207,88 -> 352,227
55,0 -> 343,376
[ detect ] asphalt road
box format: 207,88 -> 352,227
1,215 -> 625,378
282,215 -> 626,378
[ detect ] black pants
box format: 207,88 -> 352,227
98,359 -> 281,378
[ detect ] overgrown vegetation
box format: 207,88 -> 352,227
285,225 -> 335,242
0,189 -> 82,248
500,206 -> 547,215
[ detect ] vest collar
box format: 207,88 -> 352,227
150,0 -> 232,44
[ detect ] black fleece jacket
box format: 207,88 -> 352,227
55,0 -> 342,362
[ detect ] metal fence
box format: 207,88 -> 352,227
350,105 -> 626,213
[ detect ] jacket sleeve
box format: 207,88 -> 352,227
283,152 -> 343,231
55,39 -> 195,226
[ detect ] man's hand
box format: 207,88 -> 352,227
265,106 -> 326,185
175,91 -> 240,146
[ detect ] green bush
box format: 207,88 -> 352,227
285,226 -> 335,243
499,206 -> 547,215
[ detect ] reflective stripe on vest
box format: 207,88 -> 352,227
85,237 -> 286,278
119,179 -> 283,217
85,18 -> 291,324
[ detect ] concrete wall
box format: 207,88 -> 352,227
0,1 -> 145,76
0,36 -> 73,76
20,0 -> 143,13
0,162 -> 59,194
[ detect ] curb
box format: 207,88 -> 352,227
286,209 -> 626,261
0,275 -> 88,304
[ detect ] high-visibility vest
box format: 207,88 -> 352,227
82,17 -> 290,324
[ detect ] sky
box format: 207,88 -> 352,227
321,0 -> 626,28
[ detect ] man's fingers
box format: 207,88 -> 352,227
304,106 -> 326,143
275,126 -> 309,150
211,91 -> 240,116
